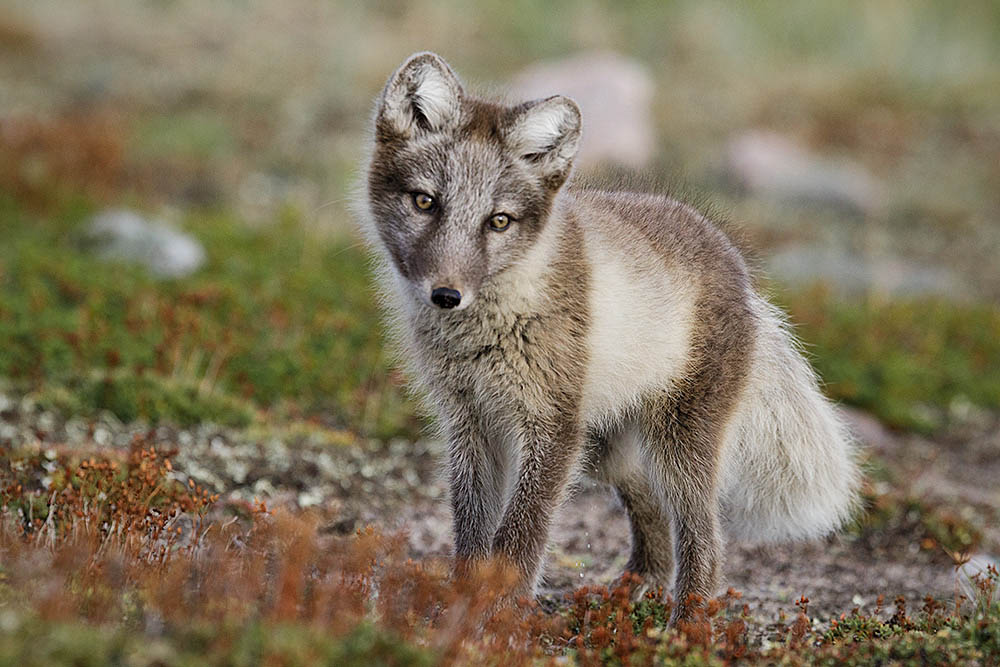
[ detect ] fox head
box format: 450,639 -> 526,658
366,52 -> 581,311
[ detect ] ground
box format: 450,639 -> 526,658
4,389 -> 998,630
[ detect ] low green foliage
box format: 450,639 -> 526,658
0,191 -> 418,438
34,372 -> 254,427
818,592 -> 1000,665
781,285 -> 1000,432
3,188 -> 997,437
0,621 -> 436,667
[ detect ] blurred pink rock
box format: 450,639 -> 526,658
512,52 -> 655,170
727,130 -> 880,214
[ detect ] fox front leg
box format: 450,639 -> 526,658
443,402 -> 508,570
490,408 -> 583,594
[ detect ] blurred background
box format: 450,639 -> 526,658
1,0 -> 998,549
1,3 -> 1000,651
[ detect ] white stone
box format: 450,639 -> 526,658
727,131 -> 880,213
85,209 -> 206,278
511,52 -> 656,170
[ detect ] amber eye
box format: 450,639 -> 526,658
413,192 -> 435,211
488,213 -> 511,232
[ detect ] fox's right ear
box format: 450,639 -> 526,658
375,52 -> 464,141
504,96 -> 581,187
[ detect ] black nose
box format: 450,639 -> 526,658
430,287 -> 461,309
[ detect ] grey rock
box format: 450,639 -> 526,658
840,406 -> 898,454
767,244 -> 964,297
84,209 -> 206,278
727,131 -> 880,213
0,422 -> 16,443
511,52 -> 655,170
64,417 -> 90,446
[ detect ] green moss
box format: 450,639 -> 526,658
780,285 -> 1000,432
33,372 -> 254,428
817,597 -> 1000,664
0,192 -> 418,438
0,620 -> 437,667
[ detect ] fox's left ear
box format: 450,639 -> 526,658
375,52 -> 464,141
505,96 -> 581,186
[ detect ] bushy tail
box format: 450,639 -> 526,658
719,296 -> 861,543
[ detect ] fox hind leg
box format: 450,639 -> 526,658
585,425 -> 674,596
616,475 -> 674,596
639,393 -> 725,626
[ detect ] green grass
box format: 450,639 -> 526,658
1,189 -> 998,436
781,285 -> 1000,432
0,621 -> 436,667
0,191 -> 418,439
32,373 -> 254,428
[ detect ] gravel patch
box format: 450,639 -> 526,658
3,390 -> 997,623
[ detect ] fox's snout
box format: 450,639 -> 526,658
430,286 -> 462,309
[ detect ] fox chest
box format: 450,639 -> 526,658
411,307 -> 586,414
411,292 -> 692,427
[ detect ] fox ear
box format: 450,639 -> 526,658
376,52 -> 464,141
505,96 -> 581,184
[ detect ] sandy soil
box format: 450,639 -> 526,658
350,408 -> 999,623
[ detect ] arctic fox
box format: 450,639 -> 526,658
360,52 -> 859,623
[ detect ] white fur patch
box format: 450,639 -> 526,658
580,228 -> 695,424
411,65 -> 458,130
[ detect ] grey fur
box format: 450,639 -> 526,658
359,53 -> 861,625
